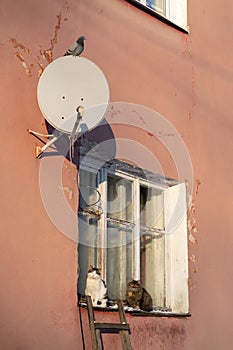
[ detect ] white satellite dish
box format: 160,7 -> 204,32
38,56 -> 109,133
35,56 -> 110,157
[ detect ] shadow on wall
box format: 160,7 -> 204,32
45,117 -> 116,167
45,118 -> 116,297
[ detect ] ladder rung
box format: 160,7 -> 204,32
85,295 -> 132,349
94,322 -> 130,332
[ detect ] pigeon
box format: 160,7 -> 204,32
64,36 -> 86,56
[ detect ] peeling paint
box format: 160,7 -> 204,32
109,105 -> 121,118
188,230 -> 197,245
195,179 -> 201,195
189,254 -> 196,263
188,65 -> 196,120
9,38 -> 34,77
188,204 -> 198,245
146,130 -> 175,139
15,51 -> 34,77
188,277 -> 196,290
9,38 -> 35,77
40,12 -> 61,64
186,178 -> 201,290
58,185 -> 73,200
9,8 -> 64,77
193,267 -> 199,273
187,179 -> 201,245
9,38 -> 31,54
36,62 -> 45,77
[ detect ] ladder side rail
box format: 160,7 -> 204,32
86,296 -> 103,350
117,300 -> 133,350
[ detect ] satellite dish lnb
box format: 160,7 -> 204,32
36,56 -> 110,157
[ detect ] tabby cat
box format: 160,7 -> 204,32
126,279 -> 153,311
140,287 -> 153,311
126,279 -> 143,309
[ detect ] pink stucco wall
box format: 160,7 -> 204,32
0,0 -> 232,349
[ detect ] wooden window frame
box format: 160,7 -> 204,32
79,158 -> 189,314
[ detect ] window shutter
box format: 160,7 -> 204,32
168,0 -> 188,30
164,182 -> 189,313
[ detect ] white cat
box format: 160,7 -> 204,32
85,265 -> 108,307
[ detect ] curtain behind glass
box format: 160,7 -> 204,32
140,186 -> 165,307
107,223 -> 133,300
106,175 -> 133,300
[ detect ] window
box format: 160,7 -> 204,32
78,158 -> 189,314
129,0 -> 188,32
138,0 -> 166,16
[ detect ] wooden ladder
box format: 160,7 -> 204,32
86,295 -> 132,350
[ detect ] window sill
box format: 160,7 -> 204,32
79,302 -> 191,318
127,309 -> 191,317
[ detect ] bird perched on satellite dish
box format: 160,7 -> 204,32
64,36 -> 86,56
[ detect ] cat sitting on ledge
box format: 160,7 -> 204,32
85,265 -> 108,307
126,279 -> 153,312
84,267 -> 153,311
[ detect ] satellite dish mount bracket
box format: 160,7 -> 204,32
35,106 -> 84,159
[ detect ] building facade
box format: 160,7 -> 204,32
0,0 -> 232,349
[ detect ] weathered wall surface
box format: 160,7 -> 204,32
0,0 -> 232,349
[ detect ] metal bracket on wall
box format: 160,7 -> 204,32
28,107 -> 83,159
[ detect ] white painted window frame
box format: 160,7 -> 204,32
131,0 -> 188,31
79,160 -> 189,313
167,0 -> 187,31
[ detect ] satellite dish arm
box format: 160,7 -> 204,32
35,106 -> 84,159
35,134 -> 60,158
70,106 -> 84,142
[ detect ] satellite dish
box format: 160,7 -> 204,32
37,56 -> 110,134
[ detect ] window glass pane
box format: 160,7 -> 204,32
107,175 -> 133,222
106,174 -> 134,300
140,186 -> 164,230
146,0 -> 165,15
78,169 -> 99,296
140,186 -> 165,307
107,222 -> 133,300
79,169 -> 99,211
134,0 -> 166,16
